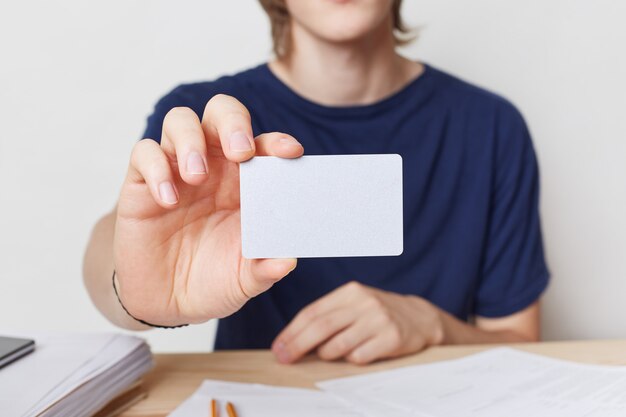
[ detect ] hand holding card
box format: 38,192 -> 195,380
112,94 -> 306,326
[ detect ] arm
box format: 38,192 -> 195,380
441,301 -> 540,344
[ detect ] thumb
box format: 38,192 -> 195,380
239,258 -> 298,298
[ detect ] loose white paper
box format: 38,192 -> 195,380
168,380 -> 363,417
239,154 -> 403,259
318,348 -> 626,417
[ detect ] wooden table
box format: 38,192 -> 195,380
121,339 -> 626,417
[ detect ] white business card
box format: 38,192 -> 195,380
239,154 -> 403,259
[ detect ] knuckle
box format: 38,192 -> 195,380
130,140 -> 152,164
164,106 -> 194,121
206,94 -> 248,114
206,93 -> 227,108
163,108 -> 201,139
210,93 -> 230,103
130,142 -> 143,162
346,281 -> 361,290
129,143 -> 170,180
344,281 -> 363,294
132,138 -> 150,151
203,94 -> 252,133
315,316 -> 334,333
203,95 -> 224,118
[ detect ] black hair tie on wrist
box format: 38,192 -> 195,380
112,270 -> 189,329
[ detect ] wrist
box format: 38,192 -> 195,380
428,301 -> 446,347
408,295 -> 446,347
112,270 -> 189,329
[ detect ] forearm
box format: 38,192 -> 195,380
440,313 -> 530,345
435,304 -> 539,346
82,209 -> 149,331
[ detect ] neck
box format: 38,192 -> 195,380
269,19 -> 423,107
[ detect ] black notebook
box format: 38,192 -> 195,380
0,335 -> 35,370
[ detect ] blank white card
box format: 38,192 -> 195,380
239,154 -> 403,259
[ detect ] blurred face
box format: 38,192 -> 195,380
285,0 -> 395,44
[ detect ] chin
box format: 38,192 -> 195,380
320,17 -> 384,43
287,0 -> 394,44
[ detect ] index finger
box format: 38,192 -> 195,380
273,282 -> 359,347
202,94 -> 256,162
274,308 -> 357,363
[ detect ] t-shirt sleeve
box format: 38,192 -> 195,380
474,102 -> 550,318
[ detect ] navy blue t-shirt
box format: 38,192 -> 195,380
143,63 -> 550,350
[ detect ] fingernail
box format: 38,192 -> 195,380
186,151 -> 206,175
274,342 -> 291,363
158,181 -> 178,205
279,137 -> 302,147
229,132 -> 252,152
287,259 -> 298,273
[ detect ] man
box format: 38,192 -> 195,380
84,0 -> 549,364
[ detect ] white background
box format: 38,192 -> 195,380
0,1 -> 624,352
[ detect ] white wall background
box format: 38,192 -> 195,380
0,1 -> 624,352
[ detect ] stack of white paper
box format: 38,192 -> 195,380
0,332 -> 152,417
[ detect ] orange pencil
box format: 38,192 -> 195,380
226,402 -> 238,417
211,399 -> 218,417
